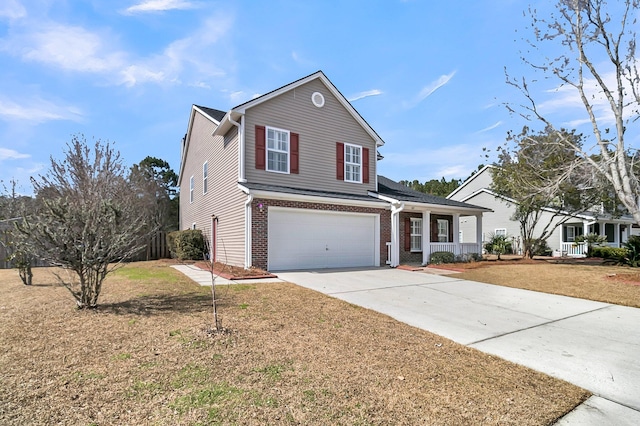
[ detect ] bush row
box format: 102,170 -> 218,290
167,230 -> 207,260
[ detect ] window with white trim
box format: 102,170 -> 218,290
410,218 -> 422,251
344,143 -> 362,183
437,219 -> 449,242
266,126 -> 289,173
203,161 -> 208,194
566,225 -> 576,242
495,228 -> 507,237
189,176 -> 194,203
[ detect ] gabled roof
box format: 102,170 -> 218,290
213,70 -> 384,147
194,105 -> 226,122
446,164 -> 494,199
375,176 -> 491,212
461,187 -> 635,223
178,104 -> 227,185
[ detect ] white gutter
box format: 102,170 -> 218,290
239,185 -> 253,269
227,113 -> 246,183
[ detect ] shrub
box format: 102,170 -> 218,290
530,239 -> 552,257
623,235 -> 640,267
484,233 -> 512,260
167,230 -> 207,260
429,251 -> 455,264
589,246 -> 628,262
455,252 -> 482,263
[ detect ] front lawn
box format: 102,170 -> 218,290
455,260 -> 640,308
0,261 -> 587,425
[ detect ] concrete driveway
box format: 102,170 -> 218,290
276,267 -> 640,425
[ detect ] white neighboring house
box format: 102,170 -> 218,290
447,165 -> 635,257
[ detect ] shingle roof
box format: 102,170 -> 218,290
241,182 -> 387,204
376,176 -> 490,211
194,105 -> 226,122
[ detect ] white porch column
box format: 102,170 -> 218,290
422,211 -> 430,265
453,213 -> 460,254
390,202 -> 404,267
583,220 -> 589,236
616,223 -> 621,247
391,210 -> 399,267
559,224 -> 564,253
475,214 -> 483,254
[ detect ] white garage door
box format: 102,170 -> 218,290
268,208 -> 378,270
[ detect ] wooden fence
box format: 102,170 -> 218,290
0,225 -> 171,269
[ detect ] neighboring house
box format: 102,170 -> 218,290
447,165 -> 635,256
178,71 -> 488,271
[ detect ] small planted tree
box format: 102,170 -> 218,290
484,232 -> 512,260
18,135 -> 149,308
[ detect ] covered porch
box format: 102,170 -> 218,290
372,176 -> 490,267
387,208 -> 485,267
559,218 -> 633,257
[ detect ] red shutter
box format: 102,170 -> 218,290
255,125 -> 265,170
404,217 -> 411,251
290,132 -> 299,174
362,147 -> 369,184
431,218 -> 438,242
336,142 -> 344,180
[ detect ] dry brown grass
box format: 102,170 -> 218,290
456,260 -> 640,308
0,261 -> 587,425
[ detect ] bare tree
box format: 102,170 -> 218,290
507,0 -> 640,223
18,135 -> 149,308
492,127 -> 606,257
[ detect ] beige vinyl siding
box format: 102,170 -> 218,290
245,79 -> 377,195
461,190 -> 566,252
179,112 -> 245,267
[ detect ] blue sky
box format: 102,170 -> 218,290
1,0 -> 635,193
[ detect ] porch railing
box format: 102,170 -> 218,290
426,242 -> 482,259
560,242 -> 587,257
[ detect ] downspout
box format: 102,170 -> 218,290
228,113 -> 246,183
390,201 -> 405,267
243,191 -> 253,269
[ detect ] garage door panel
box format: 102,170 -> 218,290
268,208 -> 377,270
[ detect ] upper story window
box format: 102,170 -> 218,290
189,176 -> 194,203
255,125 -> 299,174
410,218 -> 422,252
203,162 -> 208,194
267,127 -> 290,173
344,143 -> 362,183
336,142 -> 369,184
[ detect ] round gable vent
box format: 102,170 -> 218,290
311,91 -> 325,108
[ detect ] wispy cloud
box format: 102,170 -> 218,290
0,0 -> 26,20
537,71 -> 640,128
404,71 -> 456,108
348,89 -> 383,102
0,13 -> 233,88
122,0 -> 201,14
476,121 -> 502,134
0,23 -> 125,73
0,97 -> 83,123
0,147 -> 30,161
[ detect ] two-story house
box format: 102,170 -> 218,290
179,71 -> 489,271
448,165 -> 635,256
